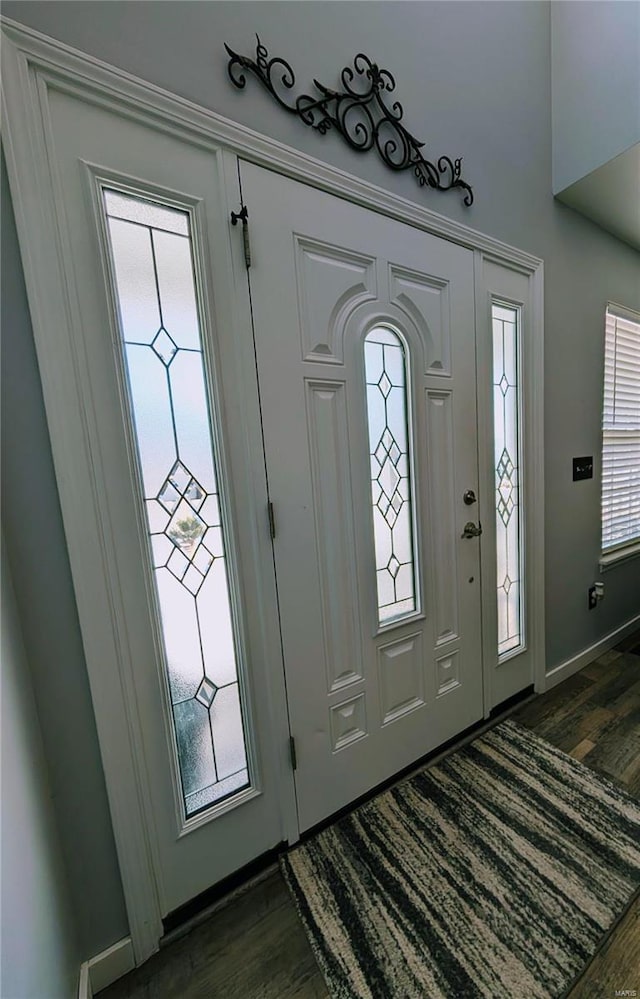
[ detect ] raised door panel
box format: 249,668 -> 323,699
425,390 -> 460,646
305,379 -> 363,692
295,237 -> 376,364
389,264 -> 451,374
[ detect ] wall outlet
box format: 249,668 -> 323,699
588,582 -> 604,609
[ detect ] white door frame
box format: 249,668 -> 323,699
1,17 -> 545,963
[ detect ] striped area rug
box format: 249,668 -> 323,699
282,720 -> 640,998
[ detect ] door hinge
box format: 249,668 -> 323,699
267,501 -> 276,540
230,204 -> 251,268
289,736 -> 297,771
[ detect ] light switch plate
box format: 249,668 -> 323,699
573,456 -> 593,481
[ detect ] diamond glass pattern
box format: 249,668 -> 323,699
166,499 -> 206,552
387,555 -> 400,578
158,480 -> 181,514
196,677 -> 218,709
492,304 -> 523,659
151,328 -> 178,366
364,327 -> 417,624
169,460 -> 191,493
104,188 -> 250,818
186,479 -> 206,511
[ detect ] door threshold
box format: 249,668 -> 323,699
162,842 -> 286,944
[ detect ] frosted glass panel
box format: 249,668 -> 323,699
364,327 -> 417,624
104,188 -> 249,818
492,304 -> 523,658
104,190 -> 189,235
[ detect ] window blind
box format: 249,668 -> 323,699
602,307 -> 640,552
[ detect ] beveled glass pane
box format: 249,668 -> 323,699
364,326 -> 417,625
104,188 -> 250,818
492,303 -> 524,659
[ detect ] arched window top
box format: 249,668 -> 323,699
364,325 -> 417,625
365,325 -> 406,348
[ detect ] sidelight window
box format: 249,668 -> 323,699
364,326 -> 417,625
102,189 -> 249,819
492,303 -> 524,659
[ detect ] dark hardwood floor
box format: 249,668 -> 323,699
102,633 -> 640,998
514,633 -> 640,998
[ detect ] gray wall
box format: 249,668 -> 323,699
1,538 -> 80,998
551,1 -> 640,192
2,0 -> 639,958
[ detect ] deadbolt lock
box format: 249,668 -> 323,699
463,489 -> 477,505
461,521 -> 482,539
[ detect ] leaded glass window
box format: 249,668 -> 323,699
103,189 -> 249,819
492,303 -> 524,659
364,327 -> 417,625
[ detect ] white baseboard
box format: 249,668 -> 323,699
78,937 -> 134,996
544,613 -> 640,691
78,962 -> 92,999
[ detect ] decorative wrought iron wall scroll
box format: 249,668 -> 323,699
225,37 -> 473,206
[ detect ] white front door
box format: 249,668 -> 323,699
41,90 -> 290,916
240,163 -> 484,831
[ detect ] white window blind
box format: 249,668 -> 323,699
602,306 -> 640,553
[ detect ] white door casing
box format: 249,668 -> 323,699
240,162 -> 484,831
1,18 -> 545,962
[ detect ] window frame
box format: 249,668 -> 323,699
600,301 -> 640,569
99,183 -> 254,824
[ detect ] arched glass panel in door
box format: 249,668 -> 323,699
364,327 -> 418,625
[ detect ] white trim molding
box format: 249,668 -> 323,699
600,540 -> 640,572
1,16 -> 545,962
88,938 -> 135,995
78,962 -> 92,999
78,937 -> 135,998
545,613 -> 640,691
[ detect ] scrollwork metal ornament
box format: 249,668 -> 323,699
225,36 -> 473,206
